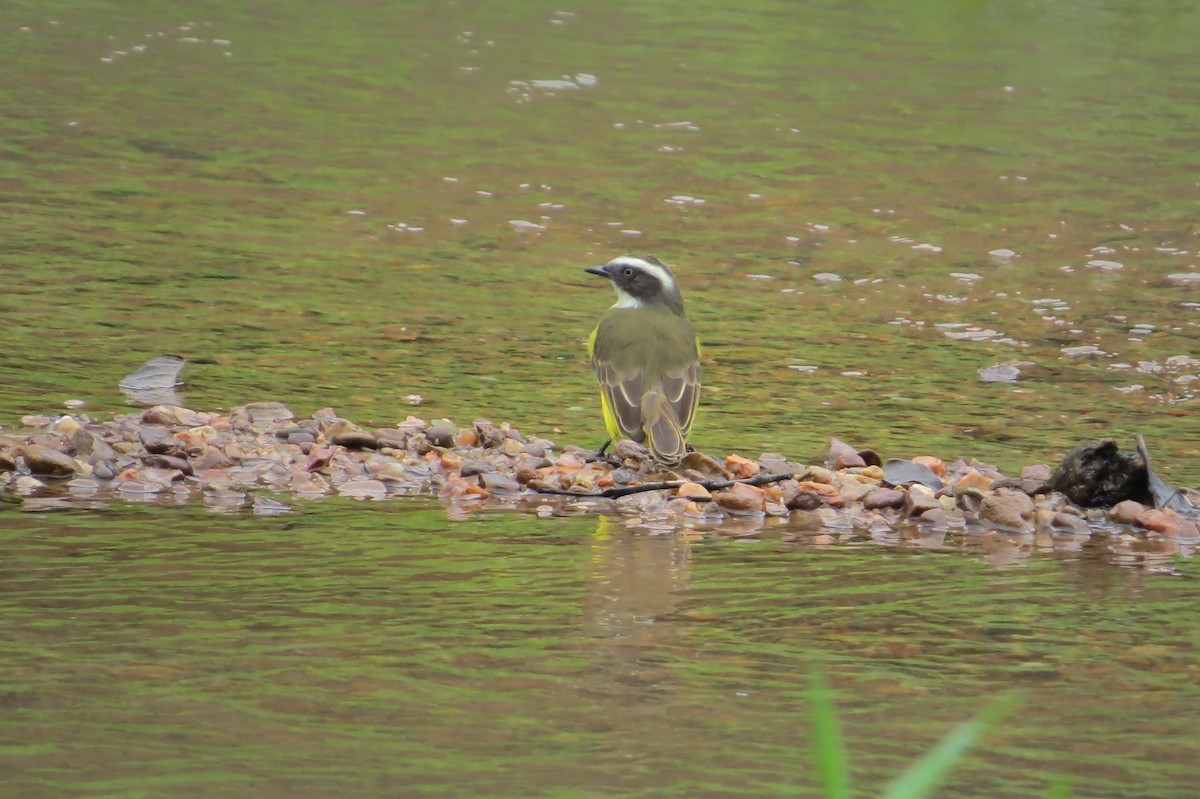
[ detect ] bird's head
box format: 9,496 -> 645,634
585,254 -> 684,312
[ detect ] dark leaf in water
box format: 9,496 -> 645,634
882,459 -> 945,490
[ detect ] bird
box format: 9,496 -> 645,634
584,254 -> 701,467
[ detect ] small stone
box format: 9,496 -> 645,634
556,453 -> 584,470
454,427 -> 478,447
837,478 -> 871,504
864,488 -> 904,510
912,455 -> 946,476
1109,500 -> 1145,524
859,465 -> 884,482
613,439 -> 649,462
15,475 -> 46,493
117,479 -> 166,494
918,507 -> 946,526
500,438 -> 524,457
426,419 -> 459,448
459,459 -> 491,477
724,453 -> 760,479
54,416 -> 82,437
337,478 -> 388,499
92,461 -> 117,480
286,429 -> 316,446
139,427 -> 182,456
903,484 -> 940,518
1133,508 -> 1181,537
193,446 -> 232,471
140,407 -> 175,426
955,469 -> 993,491
480,472 -> 520,492
980,488 -> 1036,532
676,482 -> 711,500
515,463 -> 539,484
805,466 -> 835,484
787,510 -> 824,530
679,451 -> 730,480
856,448 -> 883,468
1052,512 -> 1091,534
473,419 -> 505,448
1021,464 -> 1052,482
21,444 -> 78,477
833,451 -> 866,470
331,430 -> 378,450
825,437 -> 864,469
242,401 -> 295,427
142,453 -> 193,476
713,482 -> 766,513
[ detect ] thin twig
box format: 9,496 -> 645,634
534,471 -> 794,499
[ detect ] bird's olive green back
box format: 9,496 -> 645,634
589,306 -> 698,377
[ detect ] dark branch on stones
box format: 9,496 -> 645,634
533,471 -> 795,500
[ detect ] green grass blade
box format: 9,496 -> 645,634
878,693 -> 1021,799
808,671 -> 852,799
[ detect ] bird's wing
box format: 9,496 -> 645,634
594,360 -> 645,442
661,360 -> 701,437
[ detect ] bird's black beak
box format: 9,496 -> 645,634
584,265 -> 610,278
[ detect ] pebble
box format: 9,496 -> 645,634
864,488 -> 905,510
677,482 -> 711,500
903,484 -> 940,518
21,444 -> 78,477
980,488 -> 1036,533
0,402 -> 1194,551
713,482 -> 766,513
724,453 -> 760,478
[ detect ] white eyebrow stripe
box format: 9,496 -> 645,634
607,255 -> 676,291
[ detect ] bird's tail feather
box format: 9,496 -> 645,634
640,391 -> 686,467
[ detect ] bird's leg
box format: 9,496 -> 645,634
584,439 -> 620,467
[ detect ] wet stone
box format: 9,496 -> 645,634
784,485 -> 824,511
1109,499 -> 1145,525
903,484 -> 940,518
142,453 -> 193,475
864,487 -> 905,510
22,444 -> 77,477
981,488 -> 1036,533
679,451 -> 729,480
480,472 -> 520,492
713,482 -> 766,513
1052,512 -> 1091,534
139,427 -> 182,456
331,430 -> 378,450
426,419 -> 459,448
460,459 -> 492,477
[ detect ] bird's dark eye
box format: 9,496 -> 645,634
623,267 -> 634,277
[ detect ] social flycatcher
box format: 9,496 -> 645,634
585,254 -> 701,467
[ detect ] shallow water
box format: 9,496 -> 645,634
3,0 -> 1200,795
2,504 -> 1198,798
